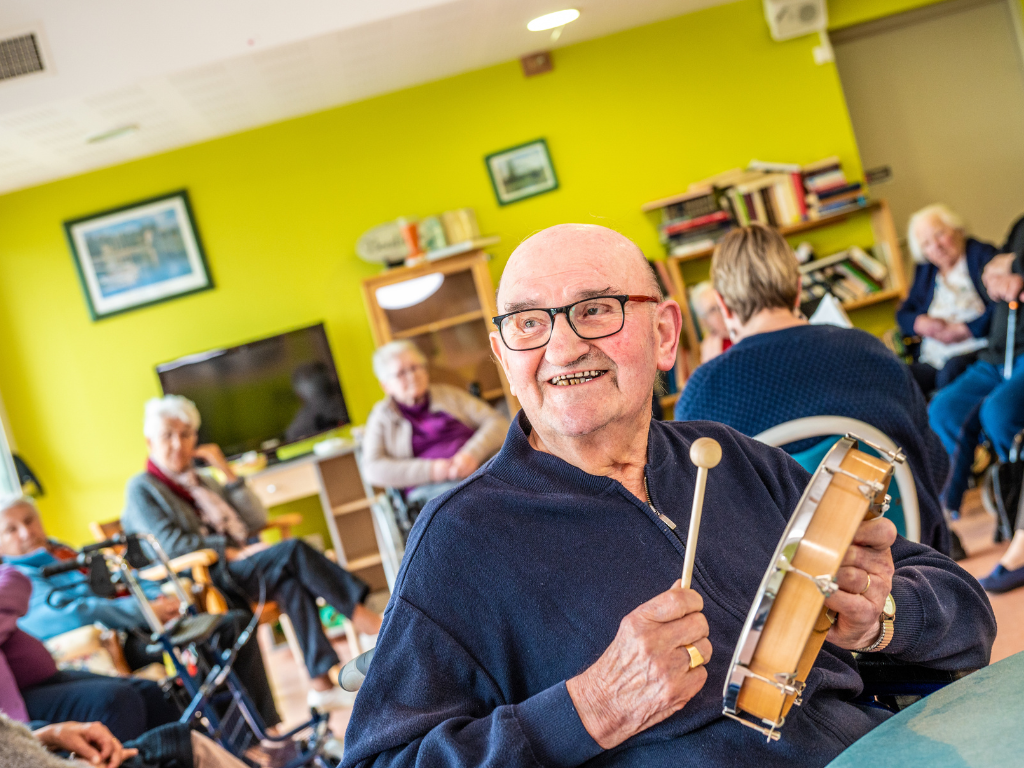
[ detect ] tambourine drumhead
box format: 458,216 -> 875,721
723,436 -> 895,740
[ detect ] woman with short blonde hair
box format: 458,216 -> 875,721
711,224 -> 801,326
676,224 -> 953,554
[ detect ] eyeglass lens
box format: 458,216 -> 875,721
501,297 -> 624,350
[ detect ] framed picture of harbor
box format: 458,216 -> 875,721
485,139 -> 558,205
64,190 -> 212,320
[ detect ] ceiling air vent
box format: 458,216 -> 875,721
0,33 -> 45,81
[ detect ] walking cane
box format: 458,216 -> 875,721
1006,301 -> 1018,380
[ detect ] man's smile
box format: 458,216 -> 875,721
548,370 -> 608,386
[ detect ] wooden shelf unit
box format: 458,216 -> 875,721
658,199 -> 908,389
361,250 -> 519,416
248,446 -> 389,592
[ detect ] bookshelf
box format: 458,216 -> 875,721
361,250 -> 519,417
653,199 -> 908,413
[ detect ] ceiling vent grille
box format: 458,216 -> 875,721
0,33 -> 44,81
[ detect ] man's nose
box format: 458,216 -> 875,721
544,313 -> 590,365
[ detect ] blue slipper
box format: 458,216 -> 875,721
979,563 -> 1024,594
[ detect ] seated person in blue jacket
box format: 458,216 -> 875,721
340,223 -> 994,768
121,395 -> 382,712
0,495 -> 282,732
897,204 -> 998,396
673,224 -> 953,555
0,564 -> 178,743
930,217 -> 1024,594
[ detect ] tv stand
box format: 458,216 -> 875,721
246,443 -> 389,592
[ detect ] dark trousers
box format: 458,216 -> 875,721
22,669 -> 179,742
225,539 -> 369,678
123,609 -> 281,728
909,351 -> 978,397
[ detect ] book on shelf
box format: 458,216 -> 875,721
643,156 -> 871,253
798,246 -> 888,313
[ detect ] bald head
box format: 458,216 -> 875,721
497,224 -> 661,311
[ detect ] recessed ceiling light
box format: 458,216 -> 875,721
527,9 -> 580,31
375,273 -> 445,309
85,123 -> 139,144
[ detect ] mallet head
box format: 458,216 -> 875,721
689,437 -> 722,469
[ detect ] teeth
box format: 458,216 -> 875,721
550,370 -> 605,386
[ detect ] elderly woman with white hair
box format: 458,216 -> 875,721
121,395 -> 382,712
362,341 -> 509,502
897,203 -> 999,394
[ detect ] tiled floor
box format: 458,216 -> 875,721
261,493 -> 1023,744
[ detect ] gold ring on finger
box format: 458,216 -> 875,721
859,574 -> 871,595
685,643 -> 705,669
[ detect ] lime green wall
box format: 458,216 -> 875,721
0,0 -> 899,544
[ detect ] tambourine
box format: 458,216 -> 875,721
723,435 -> 903,741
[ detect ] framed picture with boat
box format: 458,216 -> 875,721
64,190 -> 213,320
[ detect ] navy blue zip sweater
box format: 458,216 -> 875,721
342,417 -> 993,767
896,238 -> 998,340
674,325 -> 951,554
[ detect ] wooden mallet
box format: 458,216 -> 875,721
681,437 -> 722,590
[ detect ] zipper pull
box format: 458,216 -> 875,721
644,475 -> 677,529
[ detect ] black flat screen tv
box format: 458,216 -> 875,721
156,323 -> 349,458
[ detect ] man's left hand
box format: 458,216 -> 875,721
825,517 -> 897,650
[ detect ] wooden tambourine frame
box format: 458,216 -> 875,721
723,436 -> 901,741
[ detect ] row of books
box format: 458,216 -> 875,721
802,157 -> 867,218
798,246 -> 889,312
643,157 -> 871,256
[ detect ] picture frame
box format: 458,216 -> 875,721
63,190 -> 213,320
485,138 -> 559,205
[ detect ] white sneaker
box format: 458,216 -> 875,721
308,685 -> 357,711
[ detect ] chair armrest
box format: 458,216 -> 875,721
139,549 -> 219,581
261,513 -> 303,540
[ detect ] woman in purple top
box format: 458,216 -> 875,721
362,341 -> 510,502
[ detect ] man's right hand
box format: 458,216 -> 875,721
566,583 -> 711,750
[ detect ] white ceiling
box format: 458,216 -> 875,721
0,0 -> 734,195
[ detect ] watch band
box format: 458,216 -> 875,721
855,593 -> 895,653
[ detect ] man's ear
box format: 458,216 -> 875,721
655,299 -> 683,372
489,332 -> 516,397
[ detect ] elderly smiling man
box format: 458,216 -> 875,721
341,224 -> 994,768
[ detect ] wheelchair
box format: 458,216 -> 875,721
42,532 -> 339,768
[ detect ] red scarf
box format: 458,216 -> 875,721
146,459 -> 198,509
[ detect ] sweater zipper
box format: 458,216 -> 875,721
644,474 -> 677,531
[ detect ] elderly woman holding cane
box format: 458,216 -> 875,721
121,396 -> 381,712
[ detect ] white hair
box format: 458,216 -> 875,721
372,341 -> 426,383
144,395 -> 201,439
689,281 -> 718,318
0,493 -> 36,516
907,204 -> 966,264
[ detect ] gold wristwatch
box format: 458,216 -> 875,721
856,593 -> 896,653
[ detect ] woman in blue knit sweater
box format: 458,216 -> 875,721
675,224 -> 952,554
